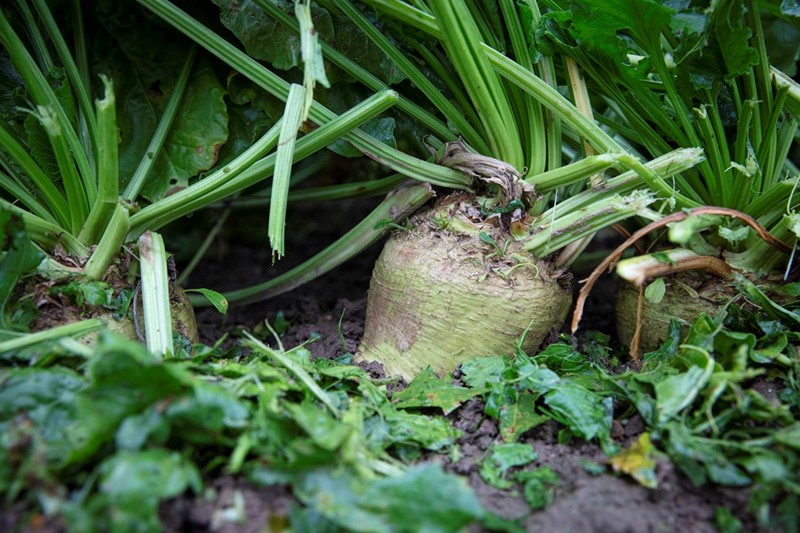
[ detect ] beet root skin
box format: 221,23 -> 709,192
356,197 -> 572,380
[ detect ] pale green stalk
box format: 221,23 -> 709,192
486,46 -> 700,209
500,0 -> 546,175
129,121 -> 282,238
363,0 -> 440,37
270,84 -> 307,260
83,203 -> 131,280
616,248 -> 699,285
0,319 -> 103,355
0,8 -> 94,190
31,0 -> 98,164
0,122 -> 69,227
0,198 -> 88,258
16,0 -> 54,71
34,105 -> 88,234
536,148 -> 706,227
525,190 -> 657,257
409,41 -> 482,129
138,231 -> 173,357
429,0 -> 522,168
135,0 -> 471,191
253,0 -> 456,141
222,174 -> 406,209
68,1 -> 96,169
79,75 -> 118,244
772,66 -> 800,109
0,172 -> 55,223
527,154 -> 620,194
129,89 -> 455,235
727,215 -> 795,273
325,0 -> 488,152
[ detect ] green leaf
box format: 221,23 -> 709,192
297,464 -> 485,532
459,355 -> 510,388
215,0 -> 405,84
644,278 -> 666,304
183,287 -> 229,314
71,332 -> 191,463
164,381 -> 250,441
90,2 -> 195,191
570,0 -> 674,60
715,506 -> 743,533
369,404 -> 460,451
480,442 -> 538,489
144,59 -> 228,201
542,383 -> 611,442
285,399 -> 352,451
97,449 -> 202,532
655,363 -> 713,424
513,467 -> 559,511
393,367 -> 484,414
55,280 -> 115,308
0,367 -> 86,464
364,463 -> 485,532
326,116 -> 396,158
115,406 -> 170,451
0,367 -> 83,421
533,343 -> 594,373
101,448 -> 202,499
0,211 -> 44,331
709,1 -> 760,80
498,392 -> 548,443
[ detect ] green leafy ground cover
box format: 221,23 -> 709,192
2,256 -> 798,532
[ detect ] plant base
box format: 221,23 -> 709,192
615,273 -> 735,353
356,195 -> 572,380
33,286 -> 198,349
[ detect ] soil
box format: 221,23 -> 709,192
157,195 -> 762,533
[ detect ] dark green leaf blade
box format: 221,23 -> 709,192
393,367 -> 484,414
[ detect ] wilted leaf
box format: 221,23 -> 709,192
100,448 -> 202,500
609,433 -> 658,488
0,367 -> 86,464
97,449 -> 202,531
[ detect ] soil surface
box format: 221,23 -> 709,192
160,195 -> 761,533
